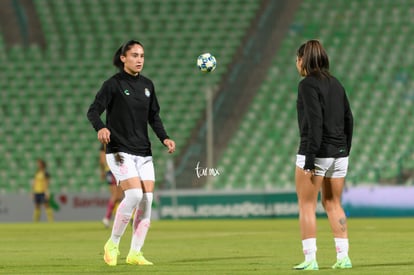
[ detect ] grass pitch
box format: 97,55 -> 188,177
1,218 -> 413,274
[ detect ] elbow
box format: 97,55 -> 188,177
86,107 -> 96,122
86,108 -> 92,120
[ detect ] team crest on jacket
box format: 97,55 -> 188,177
144,88 -> 151,97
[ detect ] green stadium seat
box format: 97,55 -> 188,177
215,0 -> 414,188
1,0 -> 260,192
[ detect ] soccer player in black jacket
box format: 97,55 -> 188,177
87,40 -> 175,267
293,40 -> 353,270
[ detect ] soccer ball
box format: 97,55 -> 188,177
197,53 -> 217,72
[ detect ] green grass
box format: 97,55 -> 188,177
1,218 -> 413,274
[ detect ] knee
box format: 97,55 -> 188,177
125,188 -> 143,204
322,198 -> 340,213
139,193 -> 153,219
132,189 -> 143,202
298,200 -> 317,214
298,196 -> 317,207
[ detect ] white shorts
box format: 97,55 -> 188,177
106,152 -> 155,184
296,155 -> 349,178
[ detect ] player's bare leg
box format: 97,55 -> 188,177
322,177 -> 352,269
294,167 -> 323,270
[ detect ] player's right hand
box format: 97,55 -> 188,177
98,128 -> 111,145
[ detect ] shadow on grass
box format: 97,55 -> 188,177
170,256 -> 265,263
357,261 -> 414,268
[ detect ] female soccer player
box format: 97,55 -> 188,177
293,40 -> 354,270
100,144 -> 123,228
32,159 -> 53,222
87,40 -> 175,266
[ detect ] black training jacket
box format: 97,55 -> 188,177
87,71 -> 169,156
296,74 -> 353,170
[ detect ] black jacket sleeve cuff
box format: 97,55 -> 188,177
160,136 -> 170,145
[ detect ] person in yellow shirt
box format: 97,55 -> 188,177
32,159 -> 53,222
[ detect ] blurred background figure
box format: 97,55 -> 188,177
32,159 -> 53,222
100,144 -> 123,228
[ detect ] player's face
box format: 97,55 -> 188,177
121,44 -> 145,76
37,160 -> 44,170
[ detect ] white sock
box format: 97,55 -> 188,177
302,238 -> 317,262
334,238 -> 349,260
110,188 -> 143,245
131,192 -> 153,252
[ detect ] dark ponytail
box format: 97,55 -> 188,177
112,40 -> 144,71
113,46 -> 124,71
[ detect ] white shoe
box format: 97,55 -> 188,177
102,217 -> 110,228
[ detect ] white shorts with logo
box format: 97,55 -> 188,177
296,155 -> 349,178
106,152 -> 155,184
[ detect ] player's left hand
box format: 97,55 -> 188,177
304,169 -> 315,176
163,139 -> 176,154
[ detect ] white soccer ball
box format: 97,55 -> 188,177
197,53 -> 217,72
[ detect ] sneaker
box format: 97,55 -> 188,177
293,260 -> 319,270
126,250 -> 154,265
103,239 -> 119,266
102,218 -> 110,228
332,256 -> 352,269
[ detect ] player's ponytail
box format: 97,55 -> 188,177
113,46 -> 124,71
112,40 -> 144,71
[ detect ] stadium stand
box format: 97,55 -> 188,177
1,0 -> 414,194
215,0 -> 414,189
0,0 -> 260,193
